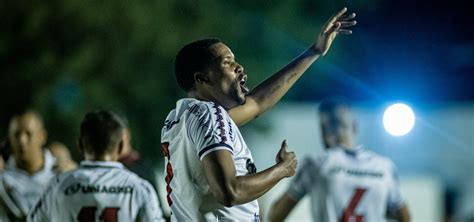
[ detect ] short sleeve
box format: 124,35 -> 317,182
187,103 -> 234,160
387,162 -> 405,211
287,156 -> 321,201
136,180 -> 165,222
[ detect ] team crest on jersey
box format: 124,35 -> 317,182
246,159 -> 257,174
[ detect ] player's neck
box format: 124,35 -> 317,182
336,136 -> 354,149
84,153 -> 118,162
338,141 -> 353,149
17,154 -> 44,175
188,90 -> 223,107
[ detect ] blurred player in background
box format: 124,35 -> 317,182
162,8 -> 356,221
0,139 -> 8,171
268,98 -> 410,222
28,110 -> 164,221
0,110 -> 55,221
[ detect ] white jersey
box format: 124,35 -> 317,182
161,98 -> 259,221
287,146 -> 405,222
0,150 -> 56,221
28,161 -> 164,222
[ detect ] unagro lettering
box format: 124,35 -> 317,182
64,183 -> 134,195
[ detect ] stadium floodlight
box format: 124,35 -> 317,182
383,103 -> 415,136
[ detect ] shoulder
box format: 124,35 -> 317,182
184,100 -> 229,130
165,99 -> 219,123
125,172 -> 156,198
47,169 -> 78,188
1,168 -> 38,186
187,100 -> 217,118
300,152 -> 330,170
39,170 -> 74,197
113,168 -> 153,189
357,148 -> 397,170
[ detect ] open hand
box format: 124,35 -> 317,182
314,7 -> 357,56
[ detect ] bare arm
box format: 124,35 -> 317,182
387,205 -> 410,222
268,193 -> 299,222
399,205 -> 411,222
202,141 -> 297,206
229,7 -> 356,126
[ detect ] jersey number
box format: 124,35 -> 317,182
340,188 -> 367,222
77,207 -> 119,222
162,142 -> 174,206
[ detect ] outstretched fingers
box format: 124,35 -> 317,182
340,12 -> 356,21
331,7 -> 348,23
337,29 -> 352,35
328,8 -> 357,35
339,20 -> 357,28
324,7 -> 357,34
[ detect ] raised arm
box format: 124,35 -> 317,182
202,140 -> 297,206
228,7 -> 356,126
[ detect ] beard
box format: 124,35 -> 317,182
220,85 -> 246,110
208,78 -> 248,110
234,82 -> 247,104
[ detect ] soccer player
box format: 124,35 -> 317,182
28,110 -> 164,222
268,98 -> 411,222
0,111 -> 55,221
161,8 -> 356,221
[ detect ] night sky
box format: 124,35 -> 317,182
289,0 -> 473,103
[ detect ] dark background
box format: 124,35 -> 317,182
1,0 -> 472,162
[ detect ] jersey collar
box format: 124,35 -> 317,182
80,160 -> 124,169
336,144 -> 364,157
5,149 -> 56,186
6,149 -> 55,175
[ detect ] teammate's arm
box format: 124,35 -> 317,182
267,193 -> 299,222
387,205 -> 410,222
228,7 -> 356,126
386,161 -> 410,222
202,140 -> 297,206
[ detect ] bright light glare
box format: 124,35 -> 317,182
383,103 -> 415,136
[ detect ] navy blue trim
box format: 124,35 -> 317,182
164,119 -> 180,130
79,161 -> 124,169
212,104 -> 228,143
198,143 -> 233,158
343,149 -> 358,157
79,165 -> 121,169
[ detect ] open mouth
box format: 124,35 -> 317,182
239,75 -> 249,94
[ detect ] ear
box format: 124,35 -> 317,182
41,129 -> 48,147
194,72 -> 209,85
117,139 -> 124,157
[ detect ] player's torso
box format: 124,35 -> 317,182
51,165 -> 141,222
313,148 -> 392,222
0,151 -> 56,218
1,170 -> 51,214
161,98 -> 258,221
